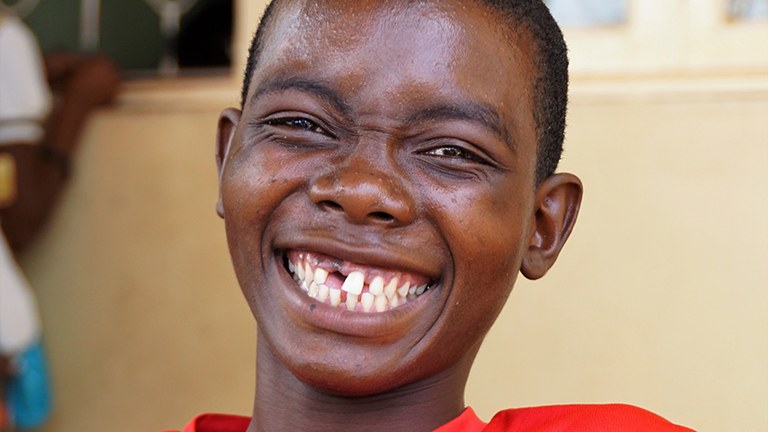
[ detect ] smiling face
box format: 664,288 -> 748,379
217,0 -> 579,396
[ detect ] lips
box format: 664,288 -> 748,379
284,250 -> 434,313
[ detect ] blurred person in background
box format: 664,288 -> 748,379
0,3 -> 118,429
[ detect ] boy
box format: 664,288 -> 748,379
173,0 -> 694,430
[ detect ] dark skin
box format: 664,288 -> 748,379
216,1 -> 582,431
0,53 -> 119,250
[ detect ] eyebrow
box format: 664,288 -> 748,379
249,76 -> 353,119
404,103 -> 513,150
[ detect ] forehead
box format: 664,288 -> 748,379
249,0 -> 538,146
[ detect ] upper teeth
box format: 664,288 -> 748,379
287,253 -> 431,313
341,271 -> 364,295
369,276 -> 384,296
314,268 -> 328,284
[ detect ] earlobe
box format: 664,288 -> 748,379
216,107 -> 242,218
521,173 -> 583,280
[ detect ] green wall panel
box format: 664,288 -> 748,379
20,0 -> 225,74
25,0 -> 80,52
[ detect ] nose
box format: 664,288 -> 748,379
309,156 -> 416,227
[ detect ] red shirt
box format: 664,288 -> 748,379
170,405 -> 694,431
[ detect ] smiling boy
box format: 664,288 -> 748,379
171,0 -> 693,431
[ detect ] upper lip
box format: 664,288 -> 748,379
274,234 -> 443,282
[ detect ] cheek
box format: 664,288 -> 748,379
453,207 -> 526,303
220,173 -> 261,307
440,183 -> 533,331
445,180 -> 533,270
221,144 -> 305,228
220,152 -> 285,273
221,169 -> 268,262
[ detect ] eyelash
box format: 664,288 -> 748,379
265,116 -> 329,135
422,144 -> 491,166
260,116 -> 493,167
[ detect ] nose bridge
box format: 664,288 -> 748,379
309,137 -> 416,226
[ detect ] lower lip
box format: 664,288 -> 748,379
275,255 -> 434,339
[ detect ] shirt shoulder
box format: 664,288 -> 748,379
484,404 -> 695,432
163,413 -> 251,432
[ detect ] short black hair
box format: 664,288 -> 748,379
240,0 -> 568,183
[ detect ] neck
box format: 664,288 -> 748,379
246,333 -> 474,432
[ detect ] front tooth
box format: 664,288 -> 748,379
296,261 -> 305,280
341,271 -> 364,295
389,294 -> 400,308
415,284 -> 427,295
397,281 -> 410,298
304,263 -> 314,285
384,277 -> 399,299
330,288 -> 341,307
375,294 -> 388,312
300,280 -> 310,292
314,268 -> 328,284
369,276 -> 384,296
361,292 -> 374,312
346,292 -> 359,311
308,282 -> 319,298
317,284 -> 329,302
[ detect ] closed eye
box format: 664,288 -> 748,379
423,145 -> 490,165
265,116 -> 330,136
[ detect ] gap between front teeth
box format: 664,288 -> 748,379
288,259 -> 430,313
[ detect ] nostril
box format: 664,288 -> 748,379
319,200 -> 344,212
369,211 -> 395,223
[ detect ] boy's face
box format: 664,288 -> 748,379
217,0 -> 574,396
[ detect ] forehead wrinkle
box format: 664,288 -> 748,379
404,103 -> 514,152
249,75 -> 353,120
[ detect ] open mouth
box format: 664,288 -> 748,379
283,250 -> 434,313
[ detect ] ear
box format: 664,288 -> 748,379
521,173 -> 583,280
216,108 -> 241,218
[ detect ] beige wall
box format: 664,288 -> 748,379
467,78 -> 768,431
22,102 -> 256,431
14,2 -> 768,431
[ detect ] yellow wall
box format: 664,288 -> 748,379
15,1 -> 768,431
468,77 -> 768,431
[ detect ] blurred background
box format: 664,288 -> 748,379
0,0 -> 766,430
